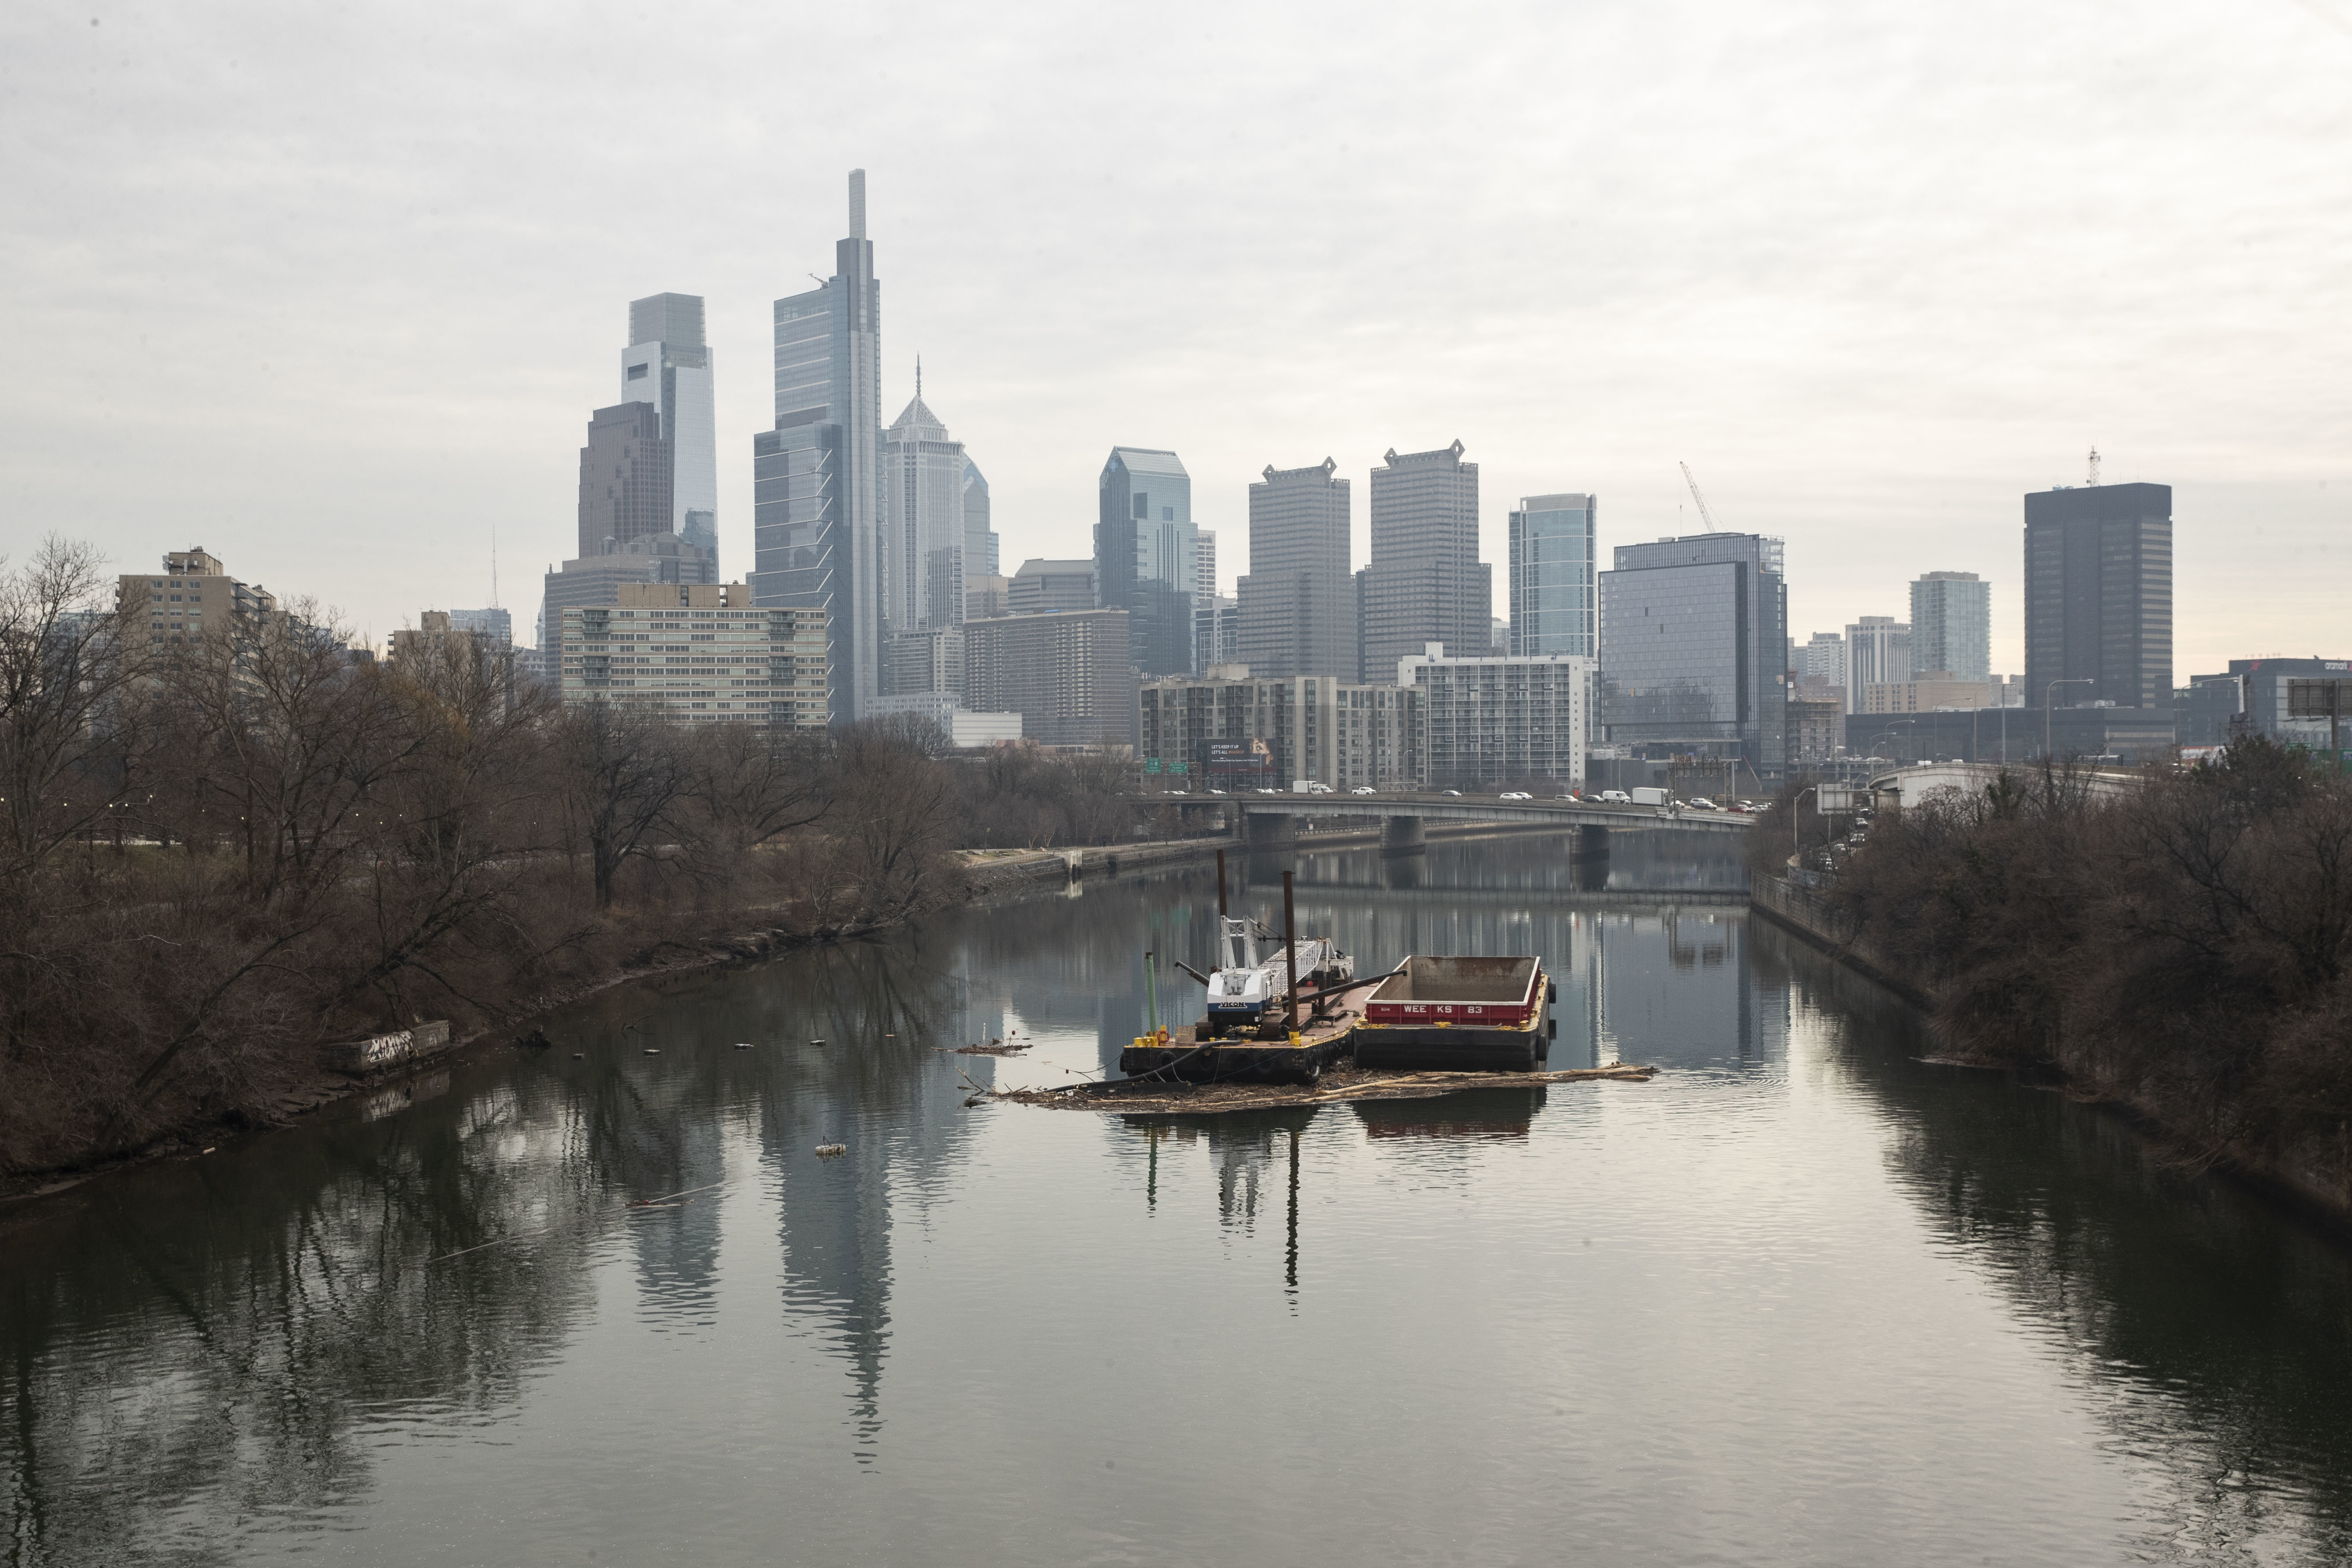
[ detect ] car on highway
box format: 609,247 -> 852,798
1499,790 -> 1532,800
1440,789 -> 1462,796
1598,789 -> 1632,804
1208,788 -> 1227,795
1688,797 -> 1718,810
1350,786 -> 1378,795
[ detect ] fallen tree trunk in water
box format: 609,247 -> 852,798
988,1063 -> 1655,1114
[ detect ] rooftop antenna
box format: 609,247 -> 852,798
490,520 -> 499,608
2087,446 -> 2101,486
916,355 -> 922,398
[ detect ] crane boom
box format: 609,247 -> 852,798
1679,462 -> 1722,532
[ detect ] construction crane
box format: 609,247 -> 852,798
1679,462 -> 1723,531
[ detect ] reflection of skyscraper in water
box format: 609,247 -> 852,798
743,939 -> 984,1456
580,1060 -> 729,1330
1594,909 -> 1789,1067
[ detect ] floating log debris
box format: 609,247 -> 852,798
815,1142 -> 848,1157
943,1037 -> 1032,1055
989,1063 -> 1656,1114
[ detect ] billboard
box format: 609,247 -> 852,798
1207,738 -> 1275,781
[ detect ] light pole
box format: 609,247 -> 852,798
2045,678 -> 2095,761
1793,784 -> 1816,869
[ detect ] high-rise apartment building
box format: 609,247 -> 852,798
1845,616 -> 1911,710
2024,481 -> 2173,709
1597,532 -> 1788,780
116,547 -> 282,660
1237,458 -> 1354,680
621,293 -> 717,572
1910,571 -> 1990,681
1197,529 -> 1217,608
1194,595 -> 1239,675
1397,644 -> 1593,790
751,170 -> 882,725
577,402 -> 673,559
1138,672 -> 1417,790
1507,493 -> 1597,658
963,457 -> 998,580
963,608 -> 1136,746
880,386 -> 970,639
448,608 -> 512,646
1799,632 -> 1847,689
1362,442 -> 1489,682
558,583 -> 827,726
1095,447 -> 1198,677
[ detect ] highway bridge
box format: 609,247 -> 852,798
1220,790 -> 1755,852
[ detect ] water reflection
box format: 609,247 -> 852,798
7,837 -> 2352,1565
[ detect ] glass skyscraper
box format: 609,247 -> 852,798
1507,492 -> 1597,657
1909,570 -> 1990,680
751,171 -> 881,724
1095,447 -> 1198,677
2024,482 -> 2172,710
621,293 -> 717,574
1597,532 -> 1788,781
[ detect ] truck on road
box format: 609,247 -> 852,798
1631,787 -> 1669,807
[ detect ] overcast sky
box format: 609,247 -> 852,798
6,0 -> 2348,679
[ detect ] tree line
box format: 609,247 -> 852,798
1763,741 -> 2352,1206
0,538 -> 1139,1174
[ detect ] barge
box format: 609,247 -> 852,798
1351,955 -> 1556,1071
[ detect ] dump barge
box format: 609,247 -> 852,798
1352,955 -> 1555,1071
1117,1004 -> 1362,1084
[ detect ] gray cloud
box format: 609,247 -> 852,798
3,0 -> 2346,675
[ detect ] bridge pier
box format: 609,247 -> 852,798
1380,815 -> 1427,855
1574,824 -> 1612,861
1246,811 -> 1297,849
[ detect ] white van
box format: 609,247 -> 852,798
1598,789 -> 1632,804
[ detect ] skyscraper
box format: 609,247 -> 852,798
962,457 -> 998,580
751,170 -> 882,725
577,402 -> 673,559
1362,441 -> 1489,682
1910,570 -> 1990,680
1845,615 -> 1911,710
1597,531 -> 1788,780
622,292 -> 717,573
1508,492 -> 1597,657
1236,458 -> 1354,680
1095,447 -> 1198,677
880,381 -> 970,634
2024,481 -> 2173,709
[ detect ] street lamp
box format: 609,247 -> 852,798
1793,784 -> 1816,868
2045,678 -> 2095,761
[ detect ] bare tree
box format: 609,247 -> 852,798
553,701 -> 690,911
0,536 -> 144,881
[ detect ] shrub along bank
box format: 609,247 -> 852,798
1764,739 -> 2352,1216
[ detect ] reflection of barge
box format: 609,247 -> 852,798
1352,956 -> 1555,1072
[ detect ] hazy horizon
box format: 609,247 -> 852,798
6,0 -> 2348,681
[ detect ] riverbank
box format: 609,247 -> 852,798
1751,741 -> 2352,1233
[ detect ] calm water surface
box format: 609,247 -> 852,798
8,833 -> 2352,1566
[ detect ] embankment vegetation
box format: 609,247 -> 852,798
0,539 -> 1139,1176
1761,743 -> 2352,1207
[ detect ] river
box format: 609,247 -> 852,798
6,831 -> 2352,1566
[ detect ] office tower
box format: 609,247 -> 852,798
883,626 -> 964,701
751,170 -> 882,725
1361,441 -> 1490,682
880,382 -> 970,638
965,573 -> 1011,621
1800,632 -> 1847,688
1095,447 -> 1198,676
1397,645 -> 1593,790
1597,531 -> 1788,780
1911,570 -> 1990,681
448,608 -> 512,645
622,292 -> 717,573
1508,493 -> 1597,657
578,402 -> 672,559
1193,594 -> 1239,674
2024,481 -> 2173,709
1197,530 -> 1217,607
558,584 -> 827,726
1237,458 -> 1354,680
1845,616 -> 1910,710
962,608 -> 1136,745
1008,558 -> 1096,615
963,457 -> 998,579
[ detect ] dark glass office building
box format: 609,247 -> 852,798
1597,532 -> 1787,781
1095,447 -> 1197,678
1508,492 -> 1597,657
2023,481 -> 2172,711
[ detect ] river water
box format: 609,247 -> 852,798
7,832 -> 2352,1566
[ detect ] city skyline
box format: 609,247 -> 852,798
7,4 -> 2347,680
